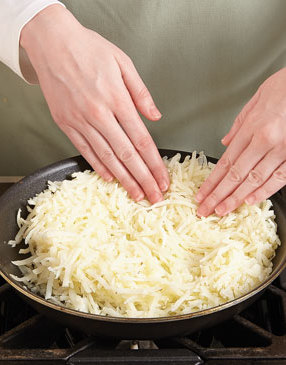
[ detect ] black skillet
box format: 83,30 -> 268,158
0,149 -> 285,339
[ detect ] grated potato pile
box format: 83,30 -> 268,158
9,152 -> 280,318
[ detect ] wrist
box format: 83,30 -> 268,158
20,4 -> 81,58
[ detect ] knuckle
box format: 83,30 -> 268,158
207,192 -> 219,206
77,143 -> 91,155
70,118 -> 85,130
234,114 -> 244,127
135,135 -> 153,152
137,86 -> 150,100
98,148 -> 115,163
273,166 -> 286,182
119,176 -> 130,188
112,95 -> 126,111
228,166 -> 242,183
94,164 -> 107,177
118,50 -> 132,65
218,156 -> 231,170
229,194 -> 240,207
118,52 -> 135,71
120,176 -> 139,193
256,187 -> 268,199
257,125 -> 280,146
119,148 -> 135,163
69,107 -> 82,121
89,103 -> 106,121
247,170 -> 263,187
138,175 -> 154,189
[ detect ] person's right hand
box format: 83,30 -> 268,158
20,4 -> 169,204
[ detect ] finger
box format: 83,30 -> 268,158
222,89 -> 260,146
85,112 -> 164,204
215,147 -> 284,215
114,84 -> 170,192
197,133 -> 270,217
61,125 -> 114,182
245,161 -> 286,205
196,124 -> 253,204
76,122 -> 146,201
118,55 -> 162,121
221,114 -> 244,147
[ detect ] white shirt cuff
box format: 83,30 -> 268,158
0,0 -> 66,83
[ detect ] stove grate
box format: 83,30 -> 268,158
0,279 -> 285,364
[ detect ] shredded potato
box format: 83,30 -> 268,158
8,152 -> 280,317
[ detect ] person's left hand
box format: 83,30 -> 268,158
196,68 -> 286,217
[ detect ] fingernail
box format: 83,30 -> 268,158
151,105 -> 162,119
103,174 -> 113,182
195,192 -> 204,203
215,206 -> 225,216
159,180 -> 169,192
245,196 -> 255,205
151,191 -> 163,204
135,193 -> 144,202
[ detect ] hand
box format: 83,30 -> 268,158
196,68 -> 286,217
20,5 -> 169,204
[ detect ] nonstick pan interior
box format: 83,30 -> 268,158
0,149 -> 285,339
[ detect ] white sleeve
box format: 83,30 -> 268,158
0,0 -> 66,83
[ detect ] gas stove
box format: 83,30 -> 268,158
0,180 -> 286,364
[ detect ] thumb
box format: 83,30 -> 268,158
221,114 -> 244,146
222,89 -> 260,146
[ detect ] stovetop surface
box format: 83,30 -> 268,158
0,182 -> 286,364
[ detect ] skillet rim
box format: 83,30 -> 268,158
0,150 -> 285,324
